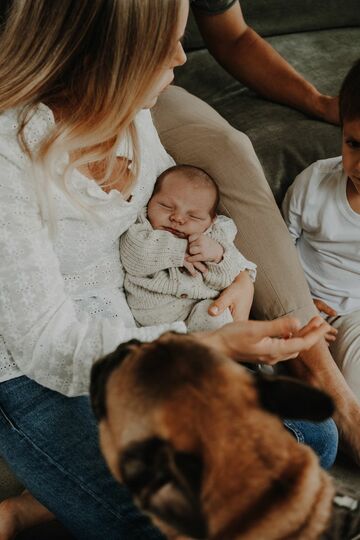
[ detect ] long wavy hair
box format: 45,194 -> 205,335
0,0 -> 181,217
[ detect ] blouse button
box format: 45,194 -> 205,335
180,293 -> 188,299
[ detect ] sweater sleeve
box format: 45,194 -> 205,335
0,157 -> 186,397
120,222 -> 187,276
203,216 -> 257,290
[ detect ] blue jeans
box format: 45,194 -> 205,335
0,376 -> 165,540
283,418 -> 338,470
0,376 -> 338,539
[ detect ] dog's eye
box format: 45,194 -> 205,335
121,456 -> 151,492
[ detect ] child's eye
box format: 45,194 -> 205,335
346,139 -> 360,149
190,215 -> 203,221
159,203 -> 171,209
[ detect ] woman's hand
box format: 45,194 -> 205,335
208,271 -> 254,321
195,315 -> 334,365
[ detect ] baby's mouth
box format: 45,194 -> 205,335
164,227 -> 187,238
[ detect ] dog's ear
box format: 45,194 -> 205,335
255,372 -> 335,421
90,339 -> 141,421
120,437 -> 207,539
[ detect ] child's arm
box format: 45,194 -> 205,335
281,164 -> 317,244
120,224 -> 187,276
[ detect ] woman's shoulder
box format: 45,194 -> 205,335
0,104 -> 54,167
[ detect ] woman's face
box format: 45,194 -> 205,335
141,0 -> 188,109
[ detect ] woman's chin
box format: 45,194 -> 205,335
141,96 -> 159,110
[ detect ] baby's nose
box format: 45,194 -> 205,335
171,212 -> 186,224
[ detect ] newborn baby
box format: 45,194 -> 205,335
120,164 -> 256,331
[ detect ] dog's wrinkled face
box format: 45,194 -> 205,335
90,332 -> 334,539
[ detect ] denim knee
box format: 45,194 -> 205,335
283,417 -> 338,470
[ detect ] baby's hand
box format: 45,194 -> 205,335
186,234 -> 224,264
183,260 -> 208,277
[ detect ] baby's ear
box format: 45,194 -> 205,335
255,372 -> 335,421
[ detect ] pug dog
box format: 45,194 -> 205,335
90,332 -> 359,540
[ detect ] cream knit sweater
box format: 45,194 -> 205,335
120,209 -> 256,326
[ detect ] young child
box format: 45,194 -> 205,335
282,58 -> 360,399
120,164 -> 256,332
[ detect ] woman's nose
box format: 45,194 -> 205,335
173,42 -> 187,68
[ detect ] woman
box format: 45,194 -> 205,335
0,1 -> 335,539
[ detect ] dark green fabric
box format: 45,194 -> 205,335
175,27 -> 360,203
185,0 -> 360,50
191,0 -> 236,14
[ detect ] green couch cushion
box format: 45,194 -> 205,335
186,0 -> 360,50
175,27 -> 360,202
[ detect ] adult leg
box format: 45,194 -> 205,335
153,86 -> 314,324
153,86 -> 360,461
283,418 -> 338,470
0,376 -> 164,540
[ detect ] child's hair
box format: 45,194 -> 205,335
153,164 -> 220,217
0,0 -> 182,216
339,58 -> 360,125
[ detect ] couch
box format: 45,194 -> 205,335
2,1 -> 360,537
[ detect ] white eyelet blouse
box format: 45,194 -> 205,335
0,104 -> 185,396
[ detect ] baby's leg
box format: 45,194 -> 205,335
329,311 -> 360,400
186,299 -> 232,332
0,490 -> 54,539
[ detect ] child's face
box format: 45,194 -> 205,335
147,172 -> 215,238
342,119 -> 360,194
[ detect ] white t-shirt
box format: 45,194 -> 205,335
0,104 -> 185,396
282,156 -> 360,315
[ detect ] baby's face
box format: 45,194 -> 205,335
147,172 -> 215,238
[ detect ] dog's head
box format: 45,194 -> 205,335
90,332 -> 334,539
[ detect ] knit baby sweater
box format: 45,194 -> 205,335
120,209 -> 256,326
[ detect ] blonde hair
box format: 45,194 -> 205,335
0,0 -> 181,217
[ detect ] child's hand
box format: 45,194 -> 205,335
295,314 -> 337,345
312,299 -> 337,344
186,234 -> 224,264
313,298 -> 337,318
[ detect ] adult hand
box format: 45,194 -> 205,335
208,271 -> 254,321
315,94 -> 339,125
196,315 -> 333,365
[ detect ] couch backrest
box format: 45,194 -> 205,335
186,0 -> 360,50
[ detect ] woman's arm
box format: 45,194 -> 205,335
0,158 -> 186,397
192,2 -> 339,124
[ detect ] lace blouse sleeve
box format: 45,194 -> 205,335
0,156 -> 185,397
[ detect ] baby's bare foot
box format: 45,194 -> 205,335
0,498 -> 21,540
0,492 -> 54,540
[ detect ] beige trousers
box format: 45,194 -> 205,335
153,86 -> 317,324
329,311 -> 360,400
